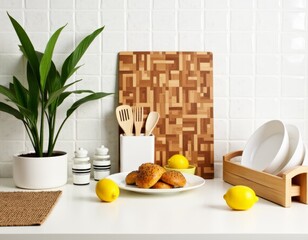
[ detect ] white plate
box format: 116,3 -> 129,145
107,172 -> 205,194
241,120 -> 289,173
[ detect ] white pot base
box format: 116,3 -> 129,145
13,151 -> 68,189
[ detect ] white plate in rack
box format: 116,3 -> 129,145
107,172 -> 205,194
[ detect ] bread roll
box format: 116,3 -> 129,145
138,163 -> 155,172
135,164 -> 166,189
161,170 -> 186,188
125,170 -> 139,185
151,181 -> 173,189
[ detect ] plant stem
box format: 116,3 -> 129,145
24,120 -> 41,155
23,122 -> 36,152
39,101 -> 44,157
51,116 -> 68,154
47,109 -> 56,156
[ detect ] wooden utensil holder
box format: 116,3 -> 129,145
223,151 -> 308,207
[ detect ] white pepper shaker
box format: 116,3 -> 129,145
72,148 -> 91,185
93,145 -> 111,181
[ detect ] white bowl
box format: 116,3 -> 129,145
272,124 -> 305,176
242,120 -> 289,173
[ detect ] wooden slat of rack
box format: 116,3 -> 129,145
223,160 -> 285,190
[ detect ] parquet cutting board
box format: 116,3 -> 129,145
118,52 -> 214,178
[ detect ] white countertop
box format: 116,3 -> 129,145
1,177 -> 308,240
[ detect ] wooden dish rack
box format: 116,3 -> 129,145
223,151 -> 308,207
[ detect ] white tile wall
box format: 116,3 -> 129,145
0,0 -> 308,178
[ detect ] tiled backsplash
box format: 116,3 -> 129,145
0,0 -> 307,177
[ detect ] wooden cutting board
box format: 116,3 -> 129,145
118,52 -> 214,178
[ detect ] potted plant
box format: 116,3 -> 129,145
0,14 -> 112,189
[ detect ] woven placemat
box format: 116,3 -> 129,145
0,191 -> 62,226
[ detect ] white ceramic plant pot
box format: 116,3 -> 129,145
13,151 -> 68,189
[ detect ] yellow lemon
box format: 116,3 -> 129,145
168,154 -> 189,169
223,185 -> 258,210
96,178 -> 120,202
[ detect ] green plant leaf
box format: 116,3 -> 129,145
45,80 -> 82,109
10,79 -> 36,124
23,49 -> 40,88
60,26 -> 104,83
12,76 -> 28,108
40,25 -> 65,91
6,77 -> 37,126
0,102 -> 24,120
57,90 -> 95,106
0,85 -> 17,102
45,64 -> 61,115
26,62 -> 39,118
66,92 -> 112,118
7,13 -> 39,80
46,62 -> 61,95
61,65 -> 82,83
14,103 -> 35,123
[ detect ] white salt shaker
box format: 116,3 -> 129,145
72,148 -> 91,185
92,145 -> 111,181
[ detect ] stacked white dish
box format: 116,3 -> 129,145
241,120 -> 307,176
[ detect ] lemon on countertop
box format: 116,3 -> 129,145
223,185 -> 258,210
96,178 -> 120,202
168,154 -> 189,169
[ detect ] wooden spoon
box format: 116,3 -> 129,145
116,105 -> 134,136
145,111 -> 160,136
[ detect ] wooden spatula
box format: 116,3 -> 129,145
116,105 -> 134,136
